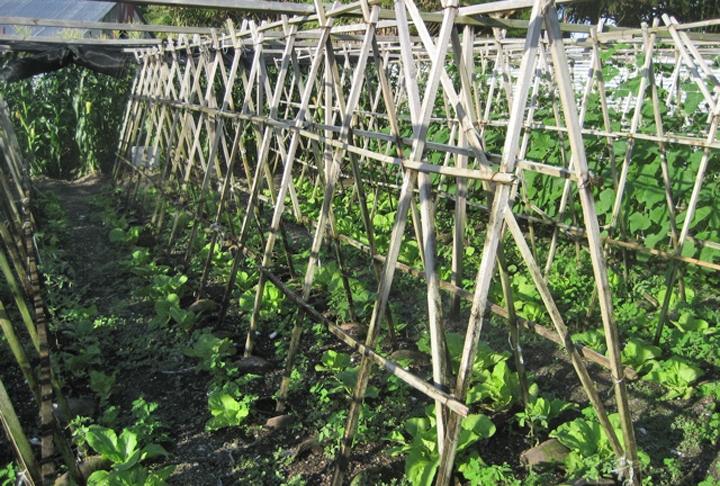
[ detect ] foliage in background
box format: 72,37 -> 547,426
0,60 -> 131,178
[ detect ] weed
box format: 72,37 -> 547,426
515,384 -> 576,439
0,461 -> 18,486
89,370 -> 117,403
128,397 -> 168,445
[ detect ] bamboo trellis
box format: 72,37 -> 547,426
0,94 -> 83,485
108,0 -> 720,484
1,0 -> 718,483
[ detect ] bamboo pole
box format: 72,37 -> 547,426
0,377 -> 41,485
545,4 -> 640,482
437,0 -> 545,482
0,298 -> 39,404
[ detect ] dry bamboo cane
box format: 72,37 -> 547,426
0,248 -> 39,351
436,0 -> 543,482
0,218 -> 30,295
0,297 -> 40,404
245,7 -> 335,375
0,377 -> 42,485
21,194 -> 54,482
545,4 -> 641,482
646,19 -> 680,252
448,25 -> 473,320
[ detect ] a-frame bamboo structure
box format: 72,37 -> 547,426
2,0 -> 720,483
106,0 -> 720,484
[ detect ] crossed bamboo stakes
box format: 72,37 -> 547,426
109,0 -> 720,484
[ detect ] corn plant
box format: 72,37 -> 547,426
0,60 -> 130,177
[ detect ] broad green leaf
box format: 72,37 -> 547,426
629,212 -> 651,233
622,338 -> 661,371
140,443 -> 170,460
405,417 -> 431,438
86,426 -> 120,461
405,447 -> 439,486
672,313 -> 710,333
87,470 -> 110,486
109,228 -> 126,243
318,350 -> 351,372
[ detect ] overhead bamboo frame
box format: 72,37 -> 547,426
13,0 -> 711,484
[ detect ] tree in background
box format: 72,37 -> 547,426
560,0 -> 720,28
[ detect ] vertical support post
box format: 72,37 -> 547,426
544,4 -> 641,483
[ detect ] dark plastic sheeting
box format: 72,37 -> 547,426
0,44 -> 136,82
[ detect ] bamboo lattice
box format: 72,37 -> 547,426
1,0 -> 718,484
110,1 -> 720,484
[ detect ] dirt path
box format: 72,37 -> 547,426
34,175 -> 238,485
32,175 -> 345,485
35,174 -> 125,311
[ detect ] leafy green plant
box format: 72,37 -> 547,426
90,370 -> 117,403
183,333 -> 236,372
139,274 -> 191,300
386,404 -> 496,486
549,410 -> 649,482
84,425 -> 172,486
645,355 -> 704,399
417,332 -> 510,376
62,343 -> 102,377
138,274 -> 195,329
205,384 -> 255,431
314,261 -> 376,321
239,281 -> 286,319
122,247 -> 169,278
88,465 -> 174,486
671,311 -> 714,334
571,329 -> 607,355
621,337 -> 661,374
458,461 -> 521,486
109,225 -> 142,246
466,360 -> 521,412
153,295 -> 195,330
314,350 -> 379,398
515,384 -> 576,437
128,397 -> 167,445
0,461 -> 18,486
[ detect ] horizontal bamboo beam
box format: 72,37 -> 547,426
0,16 -> 214,35
101,0 -> 320,15
458,0 -> 575,17
332,232 -> 640,381
0,34 -> 161,46
255,263 -> 470,417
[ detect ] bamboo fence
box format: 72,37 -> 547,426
0,94 -> 82,485
1,0 -> 720,484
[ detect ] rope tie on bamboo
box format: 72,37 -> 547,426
612,373 -> 625,385
507,334 -> 524,365
611,455 -> 636,485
